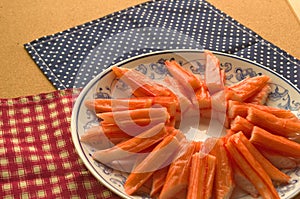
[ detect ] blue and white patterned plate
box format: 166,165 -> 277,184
71,49 -> 300,199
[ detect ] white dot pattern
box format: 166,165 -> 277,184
24,0 -> 300,89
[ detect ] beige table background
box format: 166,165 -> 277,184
0,0 -> 299,99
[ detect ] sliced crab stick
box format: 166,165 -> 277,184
250,126 -> 300,159
204,50 -> 224,94
247,108 -> 300,139
97,107 -> 170,125
80,125 -> 131,148
195,86 -> 212,109
100,115 -> 171,136
159,142 -> 195,199
258,148 -> 298,169
234,132 -> 290,183
245,84 -> 271,105
209,138 -> 234,199
85,97 -> 152,112
230,116 -> 254,138
165,60 -> 202,92
112,66 -> 174,97
186,153 -> 216,199
92,123 -> 166,164
228,100 -> 298,120
85,97 -> 178,116
232,162 -> 259,198
124,133 -> 181,195
226,75 -> 270,102
225,135 -> 280,199
150,166 -> 169,198
164,60 -> 206,110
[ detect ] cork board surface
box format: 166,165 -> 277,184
0,0 -> 299,98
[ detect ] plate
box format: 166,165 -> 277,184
71,49 -> 300,199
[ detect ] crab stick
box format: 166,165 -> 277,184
247,108 -> 300,140
165,60 -> 202,92
100,115 -> 170,136
195,86 -> 212,109
187,153 -> 216,199
258,148 -> 298,169
228,100 -> 298,120
225,135 -> 280,199
80,125 -> 131,148
230,116 -> 254,138
245,84 -> 271,105
92,123 -> 167,164
232,162 -> 259,198
150,166 -> 169,198
97,107 -> 170,125
112,66 -> 174,97
209,138 -> 234,199
204,50 -> 224,94
124,133 -> 181,195
250,126 -> 300,159
226,75 -> 270,102
159,142 -> 195,199
85,97 -> 177,115
234,132 -> 290,183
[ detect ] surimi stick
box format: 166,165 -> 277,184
124,133 -> 181,195
225,135 -> 280,199
187,153 -> 216,199
250,126 -> 300,158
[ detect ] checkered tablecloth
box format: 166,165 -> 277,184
0,89 -> 118,198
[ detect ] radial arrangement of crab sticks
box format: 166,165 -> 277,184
81,50 -> 300,199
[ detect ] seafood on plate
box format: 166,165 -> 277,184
80,50 -> 300,199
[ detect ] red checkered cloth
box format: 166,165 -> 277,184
0,89 -> 119,199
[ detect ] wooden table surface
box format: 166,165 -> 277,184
0,0 -> 299,98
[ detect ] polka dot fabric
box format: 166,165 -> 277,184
0,89 -> 119,199
24,0 -> 299,90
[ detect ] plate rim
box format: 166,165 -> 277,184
71,49 -> 300,199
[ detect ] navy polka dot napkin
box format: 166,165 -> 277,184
24,0 -> 300,90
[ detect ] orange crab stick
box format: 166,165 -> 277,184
195,86 -> 212,109
165,60 -> 202,92
231,162 -> 259,198
101,117 -> 171,133
245,84 -> 271,105
85,97 -> 178,116
80,125 -> 131,148
97,107 -> 170,125
112,67 -> 174,97
124,133 -> 181,195
230,116 -> 254,138
234,132 -> 290,183
204,50 -> 224,94
159,142 -> 195,199
150,166 -> 169,198
246,108 -> 300,140
228,100 -> 298,120
259,148 -> 298,169
226,75 -> 270,102
187,153 -> 216,199
225,136 -> 280,199
92,123 -> 167,164
250,126 -> 300,159
85,98 -> 153,112
209,138 -> 234,199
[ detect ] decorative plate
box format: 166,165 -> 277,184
71,49 -> 300,199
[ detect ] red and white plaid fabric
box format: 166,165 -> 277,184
0,89 -> 119,199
